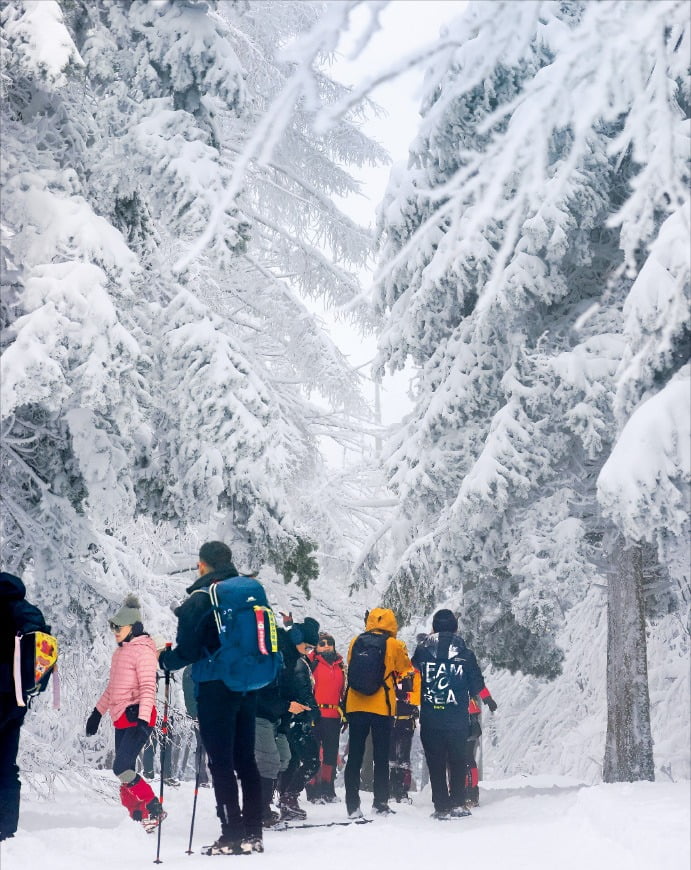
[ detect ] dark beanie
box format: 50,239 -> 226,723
289,616 -> 320,647
432,609 -> 458,633
199,541 -> 233,570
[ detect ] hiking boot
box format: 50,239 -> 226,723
448,806 -> 472,818
347,806 -> 364,819
431,809 -> 450,820
279,794 -> 307,821
141,811 -> 168,833
146,797 -> 165,819
322,793 -> 340,804
262,808 -> 282,828
372,801 -> 395,815
241,837 -> 264,854
202,836 -> 243,856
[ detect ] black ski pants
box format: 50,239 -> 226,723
420,724 -> 467,812
315,716 -> 341,771
279,719 -> 320,797
197,680 -> 262,840
389,717 -> 415,800
344,711 -> 392,812
0,703 -> 25,840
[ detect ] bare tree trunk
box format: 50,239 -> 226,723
603,537 -> 655,782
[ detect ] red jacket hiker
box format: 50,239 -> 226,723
306,634 -> 346,802
309,648 -> 346,718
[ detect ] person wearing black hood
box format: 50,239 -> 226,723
158,541 -> 264,856
0,572 -> 51,842
412,609 -> 497,820
253,616 -> 319,827
274,616 -> 321,820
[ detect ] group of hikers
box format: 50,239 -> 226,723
0,540 -> 497,857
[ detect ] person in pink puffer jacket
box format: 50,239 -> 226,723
85,594 -> 165,831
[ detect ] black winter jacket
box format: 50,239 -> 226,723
412,632 -> 487,733
158,565 -> 238,672
0,572 -> 50,695
256,628 -> 318,726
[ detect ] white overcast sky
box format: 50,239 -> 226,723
324,0 -> 466,429
331,0 -> 466,224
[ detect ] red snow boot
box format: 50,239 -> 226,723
121,775 -> 158,823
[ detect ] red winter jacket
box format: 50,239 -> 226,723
309,651 -> 346,718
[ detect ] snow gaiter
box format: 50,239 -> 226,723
120,775 -> 156,820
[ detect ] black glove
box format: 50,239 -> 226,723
85,708 -> 102,736
483,696 -> 498,713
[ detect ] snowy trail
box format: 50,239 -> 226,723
2,776 -> 687,870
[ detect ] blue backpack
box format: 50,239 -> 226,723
192,576 -> 282,692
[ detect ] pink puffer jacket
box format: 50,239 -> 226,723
96,634 -> 158,726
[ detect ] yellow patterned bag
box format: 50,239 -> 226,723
13,631 -> 59,708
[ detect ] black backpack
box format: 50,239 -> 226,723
347,631 -> 388,695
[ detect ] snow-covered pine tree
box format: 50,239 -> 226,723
371,0 -> 689,780
597,201 -> 690,782
1,0 -> 387,777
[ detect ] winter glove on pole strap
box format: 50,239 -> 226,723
86,708 -> 102,736
483,697 -> 498,713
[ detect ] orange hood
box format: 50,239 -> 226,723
365,607 -> 398,636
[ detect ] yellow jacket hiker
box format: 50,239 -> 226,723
343,607 -> 413,818
345,608 -> 412,717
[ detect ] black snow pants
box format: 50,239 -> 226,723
420,724 -> 468,813
197,680 -> 262,841
0,701 -> 26,841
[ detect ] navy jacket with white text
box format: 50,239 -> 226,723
411,632 -> 488,732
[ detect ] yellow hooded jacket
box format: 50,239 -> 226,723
345,608 -> 413,717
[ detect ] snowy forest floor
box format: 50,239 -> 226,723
2,774 -> 688,870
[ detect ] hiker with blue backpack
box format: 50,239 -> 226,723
158,541 -> 281,856
412,609 -> 498,820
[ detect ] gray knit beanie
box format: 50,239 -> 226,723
110,594 -> 142,627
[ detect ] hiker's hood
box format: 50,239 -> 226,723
365,607 -> 398,636
0,572 -> 26,601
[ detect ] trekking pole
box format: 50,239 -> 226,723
185,729 -> 203,854
154,645 -> 172,865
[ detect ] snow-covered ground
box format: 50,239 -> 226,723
3,774 -> 688,869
